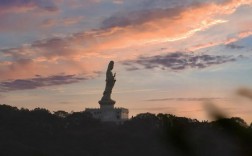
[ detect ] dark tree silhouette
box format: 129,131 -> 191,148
0,104 -> 252,156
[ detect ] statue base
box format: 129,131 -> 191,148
99,99 -> 115,110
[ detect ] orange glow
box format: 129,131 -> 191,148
1,0 -> 252,81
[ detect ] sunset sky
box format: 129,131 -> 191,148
0,0 -> 252,122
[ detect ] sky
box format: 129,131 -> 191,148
0,0 -> 252,123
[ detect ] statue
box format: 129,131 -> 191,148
99,61 -> 116,105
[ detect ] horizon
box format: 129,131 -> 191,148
0,0 -> 252,123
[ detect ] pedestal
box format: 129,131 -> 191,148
99,99 -> 115,109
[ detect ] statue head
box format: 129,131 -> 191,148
108,61 -> 114,71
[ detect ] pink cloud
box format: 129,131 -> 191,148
0,0 -> 59,15
0,1 -> 61,33
189,30 -> 252,51
0,0 -> 252,83
41,16 -> 84,28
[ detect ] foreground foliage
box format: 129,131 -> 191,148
0,104 -> 252,156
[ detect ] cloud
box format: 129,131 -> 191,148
41,16 -> 84,28
101,7 -> 184,29
0,0 -> 251,83
100,0 -> 251,44
146,97 -> 230,102
112,0 -> 124,4
0,74 -> 87,92
0,36 -> 104,81
123,52 -> 237,71
102,0 -> 241,29
226,43 -> 244,49
189,30 -> 252,51
0,0 -> 61,32
0,0 -> 59,14
97,0 -> 252,52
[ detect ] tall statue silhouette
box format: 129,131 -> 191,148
99,61 -> 116,105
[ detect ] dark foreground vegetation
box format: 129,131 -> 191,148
0,104 -> 252,156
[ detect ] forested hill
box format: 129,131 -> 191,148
0,104 -> 252,156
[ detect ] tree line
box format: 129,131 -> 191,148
0,104 -> 252,156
